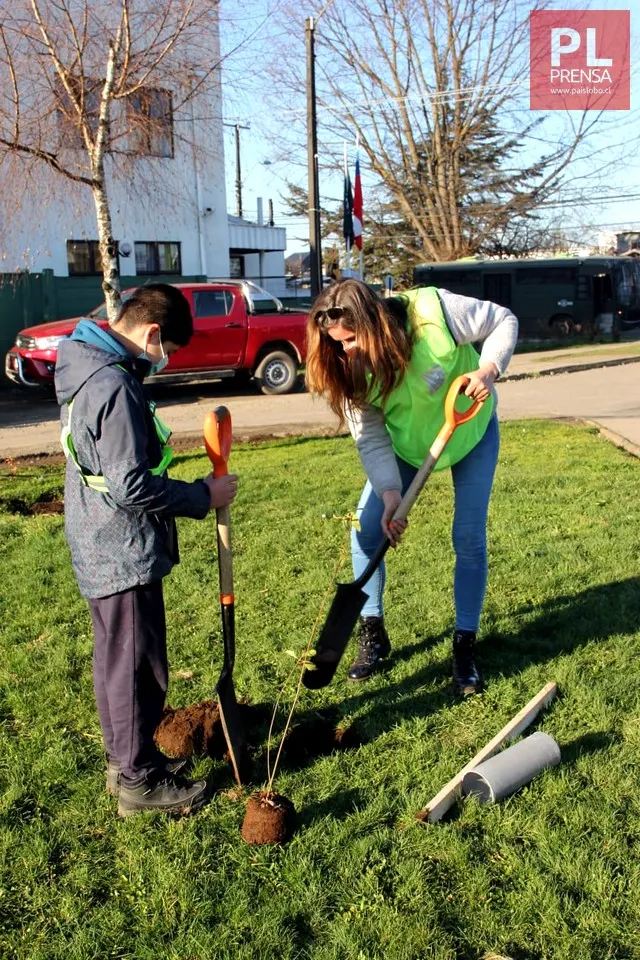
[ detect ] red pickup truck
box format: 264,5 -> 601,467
5,279 -> 308,395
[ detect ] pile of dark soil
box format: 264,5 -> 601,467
241,791 -> 296,845
154,700 -> 225,759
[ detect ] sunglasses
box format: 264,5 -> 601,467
315,306 -> 349,327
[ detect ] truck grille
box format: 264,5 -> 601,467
15,334 -> 36,349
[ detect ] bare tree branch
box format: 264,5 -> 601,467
0,0 -> 234,317
268,0 -> 635,269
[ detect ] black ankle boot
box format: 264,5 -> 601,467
348,616 -> 391,681
452,630 -> 483,696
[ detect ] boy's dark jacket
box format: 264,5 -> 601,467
55,320 -> 210,599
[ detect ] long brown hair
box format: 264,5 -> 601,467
305,279 -> 414,423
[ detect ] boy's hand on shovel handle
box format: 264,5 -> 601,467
204,472 -> 238,509
381,489 -> 407,547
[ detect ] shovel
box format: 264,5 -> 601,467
303,375 -> 485,689
204,406 -> 247,784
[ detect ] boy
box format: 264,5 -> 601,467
55,284 -> 237,817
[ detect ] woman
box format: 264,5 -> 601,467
306,278 -> 518,691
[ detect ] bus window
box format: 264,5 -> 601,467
483,273 -> 512,307
515,266 -> 577,285
577,275 -> 591,300
426,269 -> 482,289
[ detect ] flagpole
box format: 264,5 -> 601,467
343,140 -> 351,274
357,132 -> 362,279
352,141 -> 364,281
306,17 -> 322,300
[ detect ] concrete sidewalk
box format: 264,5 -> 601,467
0,337 -> 639,460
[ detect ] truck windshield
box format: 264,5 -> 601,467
243,281 -> 283,315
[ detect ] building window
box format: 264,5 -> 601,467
67,240 -> 103,276
229,255 -> 245,279
57,80 -> 107,150
135,241 -> 181,275
127,89 -> 173,158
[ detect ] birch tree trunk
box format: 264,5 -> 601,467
92,174 -> 121,322
91,39 -> 121,322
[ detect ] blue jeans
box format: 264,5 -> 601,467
351,415 -> 500,632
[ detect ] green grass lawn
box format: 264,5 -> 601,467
1,421 -> 639,960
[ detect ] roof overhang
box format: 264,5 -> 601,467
228,216 -> 286,253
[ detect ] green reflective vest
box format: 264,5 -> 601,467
61,366 -> 174,492
369,287 -> 494,471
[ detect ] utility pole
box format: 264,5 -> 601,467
223,121 -> 250,219
306,17 -> 323,301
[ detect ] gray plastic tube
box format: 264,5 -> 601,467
462,731 -> 561,804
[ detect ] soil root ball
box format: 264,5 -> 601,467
241,791 -> 296,845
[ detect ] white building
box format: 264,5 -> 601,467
0,32 -> 286,295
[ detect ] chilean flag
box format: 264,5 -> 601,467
352,154 -> 363,251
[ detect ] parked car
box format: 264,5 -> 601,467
5,280 -> 308,395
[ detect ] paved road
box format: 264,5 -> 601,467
498,363 -> 640,453
1,347 -> 639,459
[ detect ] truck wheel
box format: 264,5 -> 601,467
254,351 -> 298,395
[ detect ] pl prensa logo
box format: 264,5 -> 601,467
530,9 -> 630,111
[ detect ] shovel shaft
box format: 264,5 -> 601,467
216,503 -> 235,672
215,503 -> 234,600
204,406 -> 246,784
390,450 -> 440,524
349,451 -> 439,592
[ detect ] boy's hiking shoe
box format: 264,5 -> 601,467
106,757 -> 187,796
117,770 -> 207,817
452,630 -> 483,696
348,616 -> 391,681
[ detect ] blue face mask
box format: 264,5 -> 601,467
139,333 -> 168,375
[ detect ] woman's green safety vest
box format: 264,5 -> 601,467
369,287 -> 494,471
61,365 -> 174,492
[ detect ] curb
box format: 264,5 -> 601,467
503,354 -> 640,382
580,419 -> 640,460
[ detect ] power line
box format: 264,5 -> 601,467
278,58 -> 640,120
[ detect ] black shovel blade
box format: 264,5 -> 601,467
302,580 -> 368,689
216,603 -> 248,785
217,672 -> 248,784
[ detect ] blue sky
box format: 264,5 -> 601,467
220,0 -> 640,260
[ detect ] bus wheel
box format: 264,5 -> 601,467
549,314 -> 574,338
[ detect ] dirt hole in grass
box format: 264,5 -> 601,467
241,791 -> 296,845
281,708 -> 362,768
2,495 -> 64,516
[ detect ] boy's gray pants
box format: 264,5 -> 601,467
88,581 -> 169,780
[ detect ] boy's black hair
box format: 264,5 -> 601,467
116,283 -> 193,346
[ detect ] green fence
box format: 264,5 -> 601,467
0,271 -> 205,387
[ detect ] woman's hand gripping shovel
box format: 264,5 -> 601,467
303,375 -> 485,689
204,407 -> 248,785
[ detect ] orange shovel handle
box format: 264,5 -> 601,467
204,407 -> 232,478
443,374 -> 484,432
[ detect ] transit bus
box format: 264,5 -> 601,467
412,256 -> 640,340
